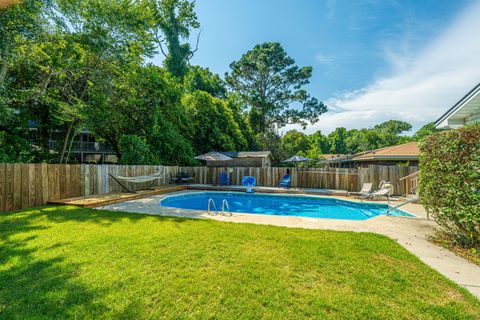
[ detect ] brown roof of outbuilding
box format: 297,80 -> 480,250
326,142 -> 419,163
353,142 -> 419,160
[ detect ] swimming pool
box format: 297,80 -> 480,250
159,192 -> 415,220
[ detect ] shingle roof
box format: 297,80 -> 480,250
353,142 -> 419,160
220,151 -> 272,159
326,142 -> 419,163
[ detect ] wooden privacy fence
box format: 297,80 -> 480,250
178,165 -> 417,195
0,163 -> 83,212
0,163 -> 417,212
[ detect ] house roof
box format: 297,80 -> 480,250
220,151 -> 273,159
326,142 -> 419,164
435,82 -> 480,129
320,154 -> 345,159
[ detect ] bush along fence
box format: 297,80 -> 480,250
0,163 -> 417,212
419,123 -> 480,248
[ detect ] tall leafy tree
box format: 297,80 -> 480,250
225,42 -> 327,133
86,64 -> 195,165
281,130 -> 310,156
0,0 -> 46,86
328,127 -> 348,154
150,0 -> 200,78
183,66 -> 226,98
182,91 -> 247,153
43,0 -> 154,162
413,122 -> 440,141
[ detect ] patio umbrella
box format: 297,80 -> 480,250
282,155 -> 312,188
282,156 -> 312,163
195,152 -> 232,185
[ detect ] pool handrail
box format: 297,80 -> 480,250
221,199 -> 232,216
207,198 -> 219,216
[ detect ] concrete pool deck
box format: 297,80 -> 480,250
96,190 -> 480,299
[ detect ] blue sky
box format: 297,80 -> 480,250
153,0 -> 480,134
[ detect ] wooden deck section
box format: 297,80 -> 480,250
48,185 -> 186,208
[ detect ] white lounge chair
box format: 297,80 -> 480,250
360,188 -> 391,201
348,183 -> 373,198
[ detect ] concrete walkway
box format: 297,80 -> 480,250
97,191 -> 480,299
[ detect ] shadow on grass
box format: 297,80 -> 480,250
0,205 -> 214,318
7,205 -> 200,225
0,209 -> 113,318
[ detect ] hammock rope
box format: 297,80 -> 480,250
109,169 -> 164,193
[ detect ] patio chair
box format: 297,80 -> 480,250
242,176 -> 256,193
360,188 -> 391,201
348,183 -> 373,198
170,173 -> 180,184
178,172 -> 194,184
219,172 -> 230,186
278,174 -> 291,189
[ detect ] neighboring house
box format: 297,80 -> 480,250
324,142 -> 419,168
28,121 -> 118,163
47,129 -> 118,163
207,151 -> 273,167
435,82 -> 480,129
320,154 -> 345,161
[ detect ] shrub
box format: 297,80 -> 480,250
419,124 -> 480,248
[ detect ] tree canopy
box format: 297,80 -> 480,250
226,42 -> 327,133
0,0 -> 432,165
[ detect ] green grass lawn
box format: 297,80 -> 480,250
1,206 -> 479,319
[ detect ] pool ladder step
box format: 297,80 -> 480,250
207,198 -> 232,216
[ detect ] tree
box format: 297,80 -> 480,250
119,135 -> 156,165
372,120 -> 412,147
226,93 -> 257,150
306,130 -> 331,160
328,127 -> 348,154
45,0 -> 154,162
281,130 -> 311,156
183,66 -> 226,98
413,122 -> 440,141
256,130 -> 286,165
86,64 -> 195,165
151,0 -> 200,78
0,0 -> 46,86
182,91 -> 247,153
225,42 -> 327,133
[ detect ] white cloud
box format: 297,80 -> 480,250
300,1 -> 480,135
315,53 -> 335,65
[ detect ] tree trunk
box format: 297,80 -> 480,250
59,123 -> 74,163
0,56 -> 8,86
65,130 -> 77,163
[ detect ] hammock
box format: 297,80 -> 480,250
109,169 -> 164,193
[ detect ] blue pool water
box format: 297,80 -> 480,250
159,192 -> 415,220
